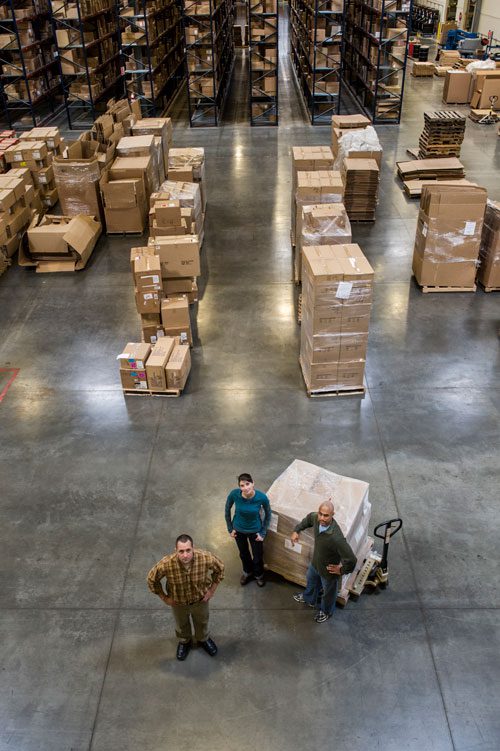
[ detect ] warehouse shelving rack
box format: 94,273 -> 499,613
120,0 -> 185,116
289,0 -> 345,125
183,0 -> 235,126
343,0 -> 412,124
49,0 -> 124,129
248,0 -> 278,125
0,0 -> 61,128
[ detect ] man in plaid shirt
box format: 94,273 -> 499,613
147,534 -> 225,661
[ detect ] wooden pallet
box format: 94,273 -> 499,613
122,387 -> 182,397
478,282 -> 500,293
414,278 -> 477,294
299,359 -> 366,398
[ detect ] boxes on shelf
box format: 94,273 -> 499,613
300,244 -> 374,393
477,200 -> 500,290
412,184 -> 487,288
19,214 -> 102,273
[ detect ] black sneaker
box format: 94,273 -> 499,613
314,611 -> 331,623
293,593 -> 315,607
176,641 -> 191,660
199,638 -> 218,657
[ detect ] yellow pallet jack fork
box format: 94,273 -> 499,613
478,95 -> 499,125
349,518 -> 403,598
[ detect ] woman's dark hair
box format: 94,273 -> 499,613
176,534 -> 193,547
238,473 -> 253,484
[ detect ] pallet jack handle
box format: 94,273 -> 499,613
373,518 -> 403,573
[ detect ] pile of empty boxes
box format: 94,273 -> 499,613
300,244 -> 374,395
412,183 -> 487,291
332,115 -> 382,223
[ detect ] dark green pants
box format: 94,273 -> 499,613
172,600 -> 210,643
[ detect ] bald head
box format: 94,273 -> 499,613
318,500 -> 334,527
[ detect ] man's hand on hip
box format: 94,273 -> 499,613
326,563 -> 342,575
161,595 -> 177,607
202,587 -> 215,603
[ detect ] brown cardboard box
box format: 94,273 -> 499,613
117,342 -> 151,370
412,62 -> 434,77
133,254 -> 162,291
135,287 -> 162,315
439,22 -> 457,46
100,172 -> 148,233
164,277 -> 196,294
469,72 -> 500,110
109,155 -> 155,199
443,71 -> 471,104
53,143 -> 103,221
161,295 -> 190,329
120,367 -> 148,390
154,200 -> 182,226
20,214 -> 101,272
131,117 -> 172,174
477,201 -> 500,289
163,324 -> 193,347
140,312 -> 163,344
166,344 -> 191,390
149,235 -> 201,278
294,170 -> 344,244
145,336 -> 176,391
130,245 -> 155,271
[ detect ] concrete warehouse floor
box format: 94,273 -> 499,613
1,9 -> 500,751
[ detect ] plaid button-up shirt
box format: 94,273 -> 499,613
147,548 -> 225,605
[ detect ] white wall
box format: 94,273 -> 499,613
479,0 -> 500,42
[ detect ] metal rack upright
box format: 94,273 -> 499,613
183,0 -> 235,126
49,0 -> 124,129
0,0 -> 61,128
343,0 -> 412,124
248,0 -> 278,125
289,0 -> 345,125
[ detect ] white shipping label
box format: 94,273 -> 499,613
144,293 -> 153,300
138,382 -> 147,389
152,274 -> 160,284
269,513 -> 279,533
136,360 -> 144,369
285,539 -> 302,555
464,221 -> 476,236
14,154 -> 22,161
33,151 -> 41,159
336,281 -> 353,300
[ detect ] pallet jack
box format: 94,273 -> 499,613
478,95 -> 499,125
349,518 -> 403,598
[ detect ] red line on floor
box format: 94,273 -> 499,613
0,368 -> 20,403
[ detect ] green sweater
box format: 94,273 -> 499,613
294,512 -> 357,579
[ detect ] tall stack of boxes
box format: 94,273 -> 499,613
412,184 -> 488,290
4,139 -> 58,210
0,169 -> 36,258
291,146 -> 335,247
167,147 -> 206,215
300,244 -> 374,394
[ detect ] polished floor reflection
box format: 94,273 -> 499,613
0,10 -> 499,751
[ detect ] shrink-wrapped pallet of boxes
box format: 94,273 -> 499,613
153,180 -> 204,242
412,183 -> 487,291
265,459 -> 372,604
296,203 -> 352,282
300,244 -> 374,395
168,147 -> 206,213
290,146 -> 335,248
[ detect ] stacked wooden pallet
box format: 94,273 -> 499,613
418,111 -> 467,158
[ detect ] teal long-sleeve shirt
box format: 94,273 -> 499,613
225,489 -> 272,537
294,512 -> 357,579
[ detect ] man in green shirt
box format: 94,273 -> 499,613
291,500 -> 357,623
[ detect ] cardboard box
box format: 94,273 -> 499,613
53,144 -> 103,221
21,214 -> 102,272
477,201 -> 500,289
135,287 -> 162,315
164,277 -> 196,294
109,155 -> 155,199
469,72 -> 500,110
154,200 -> 182,226
131,118 -> 172,174
145,336 -> 176,391
149,235 -> 201,278
117,342 -> 151,370
165,344 -> 191,390
100,172 -> 148,234
163,324 -> 193,347
120,368 -> 148,390
443,71 -> 471,104
294,170 -> 344,243
130,245 -> 156,271
161,295 -> 190,329
133,254 -> 162,291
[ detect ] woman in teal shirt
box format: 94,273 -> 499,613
225,473 -> 272,587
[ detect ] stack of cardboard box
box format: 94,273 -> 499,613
100,152 -> 157,234
130,117 -> 173,179
117,338 -> 191,393
412,183 -> 488,290
341,158 -> 380,221
161,295 -> 193,345
4,140 -> 58,209
297,203 -> 352,282
291,146 -> 335,248
167,147 -> 206,214
293,169 -> 344,256
0,131 -> 18,174
149,197 -> 193,238
0,168 -> 37,258
412,61 -> 434,77
331,115 -> 371,160
300,244 -> 374,394
152,180 -> 204,242
53,139 -> 109,222
116,135 -> 163,193
477,200 -> 500,292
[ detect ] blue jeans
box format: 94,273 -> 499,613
303,563 -> 338,616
